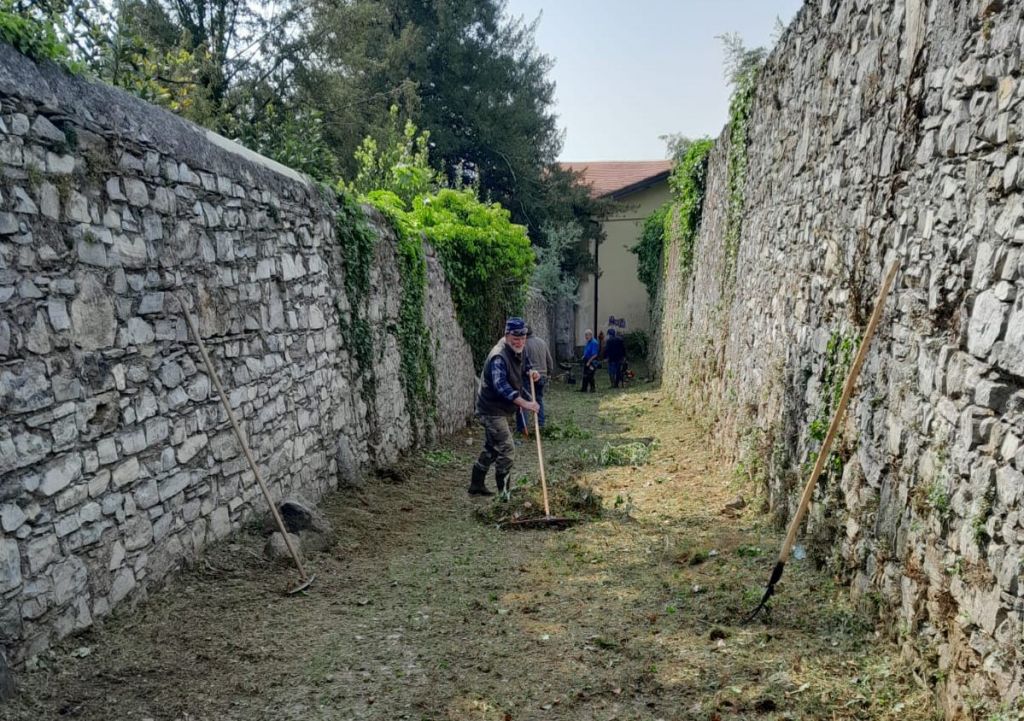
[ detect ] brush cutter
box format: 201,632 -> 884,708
745,260 -> 900,622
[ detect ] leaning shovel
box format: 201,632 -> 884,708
745,259 -> 900,621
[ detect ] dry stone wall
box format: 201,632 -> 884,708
0,44 -> 475,666
658,0 -> 1023,716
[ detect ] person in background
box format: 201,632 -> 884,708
604,328 -> 626,388
469,317 -> 540,496
516,325 -> 555,436
579,329 -> 599,393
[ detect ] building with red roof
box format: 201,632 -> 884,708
559,160 -> 673,347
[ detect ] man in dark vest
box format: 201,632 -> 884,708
469,317 -> 540,496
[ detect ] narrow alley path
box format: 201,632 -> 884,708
8,380 -> 937,721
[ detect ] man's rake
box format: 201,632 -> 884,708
499,376 -> 578,530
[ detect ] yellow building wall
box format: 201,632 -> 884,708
575,180 -> 671,344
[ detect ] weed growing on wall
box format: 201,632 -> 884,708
806,330 -> 858,486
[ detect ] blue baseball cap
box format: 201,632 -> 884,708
504,317 -> 527,336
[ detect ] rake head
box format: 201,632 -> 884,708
743,560 -> 785,623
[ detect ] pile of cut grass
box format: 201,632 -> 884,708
474,474 -> 603,528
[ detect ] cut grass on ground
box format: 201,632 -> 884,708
7,376 -> 939,721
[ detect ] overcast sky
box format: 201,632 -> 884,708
502,0 -> 806,161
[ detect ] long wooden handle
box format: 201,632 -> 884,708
530,375 -> 551,517
777,260 -> 900,563
178,295 -> 309,581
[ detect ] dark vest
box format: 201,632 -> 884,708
476,340 -> 526,416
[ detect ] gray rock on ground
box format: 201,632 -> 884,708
262,497 -> 335,555
264,532 -> 302,564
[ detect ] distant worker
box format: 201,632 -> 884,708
516,325 -> 555,436
579,329 -> 599,393
604,328 -> 626,388
469,317 -> 541,496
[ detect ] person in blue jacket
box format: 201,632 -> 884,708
468,317 -> 541,496
579,329 -> 599,393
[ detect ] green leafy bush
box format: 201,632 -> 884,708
404,189 -> 534,367
346,106 -> 441,206
0,2 -> 80,71
622,330 -> 649,361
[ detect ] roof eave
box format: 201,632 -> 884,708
602,170 -> 672,200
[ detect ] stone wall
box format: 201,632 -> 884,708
0,44 -> 475,664
658,0 -> 1023,716
524,287 -> 552,352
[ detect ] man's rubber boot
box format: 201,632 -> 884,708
495,471 -> 510,495
467,464 -> 493,496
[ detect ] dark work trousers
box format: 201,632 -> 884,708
473,413 -> 515,479
580,362 -> 596,392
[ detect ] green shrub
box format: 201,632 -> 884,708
622,330 -> 649,360
405,189 -> 534,367
0,2 -> 81,71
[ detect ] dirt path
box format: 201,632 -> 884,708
7,380 -> 938,721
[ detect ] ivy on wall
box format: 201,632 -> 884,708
364,190 -> 436,442
666,138 -> 715,277
402,189 -> 534,369
723,65 -> 759,283
632,138 -> 714,303
334,190 -> 379,410
633,203 -> 669,304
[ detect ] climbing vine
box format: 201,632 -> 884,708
364,190 -> 436,442
632,138 -> 713,302
723,64 -> 759,284
334,190 -> 378,406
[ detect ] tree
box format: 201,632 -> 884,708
659,133 -> 692,162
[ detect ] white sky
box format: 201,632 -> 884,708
502,0 -> 806,161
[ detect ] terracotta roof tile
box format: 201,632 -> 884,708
560,160 -> 673,198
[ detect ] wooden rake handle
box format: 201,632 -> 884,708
776,260 -> 900,564
530,375 -> 551,517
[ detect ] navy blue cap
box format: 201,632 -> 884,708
504,317 -> 527,336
